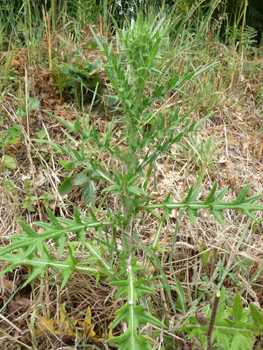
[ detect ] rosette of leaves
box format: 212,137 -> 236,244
53,44 -> 104,102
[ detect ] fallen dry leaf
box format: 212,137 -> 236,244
8,295 -> 31,313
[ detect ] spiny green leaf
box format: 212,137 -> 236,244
133,306 -> 164,328
216,186 -> 229,200
77,228 -> 86,249
106,330 -> 151,350
210,208 -> 225,226
58,233 -> 68,258
128,185 -> 147,196
18,220 -> 38,238
204,181 -> 218,204
88,207 -> 97,221
250,303 -> 263,327
241,210 -> 258,222
183,186 -> 194,202
22,266 -> 46,288
133,233 -> 176,313
231,293 -> 243,321
46,207 -> 64,229
112,280 -> 129,287
230,333 -> 255,350
73,207 -> 82,225
186,208 -> 197,226
111,302 -> 130,329
233,184 -> 250,204
61,268 -> 74,290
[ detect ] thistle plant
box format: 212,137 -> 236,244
180,289 -> 263,350
1,12 -> 263,350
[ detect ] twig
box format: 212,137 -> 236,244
24,68 -> 43,221
207,290 -> 220,350
0,313 -> 22,333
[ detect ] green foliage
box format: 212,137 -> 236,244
106,258 -> 165,349
229,25 -> 257,49
183,133 -> 223,174
5,180 -> 19,202
52,44 -> 104,104
0,123 -> 22,170
21,195 -> 37,212
0,206 -> 113,288
38,193 -> 54,208
67,0 -> 101,26
1,154 -> 16,169
16,98 -> 39,120
200,245 -> 214,269
181,289 -> 262,350
20,191 -> 54,212
24,180 -> 35,195
0,0 -> 100,35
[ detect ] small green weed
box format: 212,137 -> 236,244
53,44 -> 104,106
0,123 -> 22,170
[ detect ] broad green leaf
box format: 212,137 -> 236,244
73,172 -> 89,185
1,155 -> 16,169
59,160 -> 75,170
59,177 -> 73,194
4,136 -> 19,145
29,98 -> 39,110
7,126 -> 21,138
82,181 -> 96,205
35,129 -> 46,138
